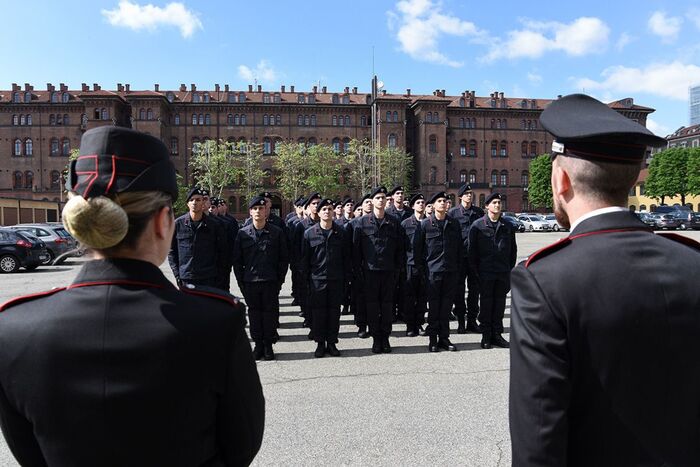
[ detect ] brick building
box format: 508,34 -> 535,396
0,82 -> 656,218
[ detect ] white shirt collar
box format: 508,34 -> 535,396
569,206 -> 629,232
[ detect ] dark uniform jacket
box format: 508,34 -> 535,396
352,212 -> 404,273
232,222 -> 289,285
385,203 -> 413,222
218,214 -> 240,263
300,222 -> 351,282
509,211 -> 700,467
169,212 -> 227,284
291,217 -> 318,266
467,214 -> 517,278
448,204 -> 484,257
401,215 -> 423,267
0,258 -> 264,467
416,214 -> 462,276
334,216 -> 353,227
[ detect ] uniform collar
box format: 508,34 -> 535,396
72,258 -> 175,289
570,210 -> 650,236
569,206 -> 630,233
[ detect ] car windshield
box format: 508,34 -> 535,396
53,228 -> 72,239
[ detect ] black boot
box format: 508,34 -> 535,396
480,333 -> 492,349
264,342 -> 275,360
429,335 -> 439,352
341,305 -> 349,315
466,320 -> 482,333
491,334 -> 510,348
418,325 -> 427,336
438,338 -> 457,351
327,342 -> 341,357
371,338 -> 382,354
314,342 -> 325,358
381,337 -> 392,353
253,342 -> 264,360
358,325 -> 369,339
406,326 -> 418,337
457,316 -> 466,334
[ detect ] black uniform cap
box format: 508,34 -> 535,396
342,197 -> 354,206
304,192 -> 321,208
485,192 -> 502,205
370,186 -> 387,198
248,196 -> 267,209
388,186 -> 404,196
318,198 -> 335,210
66,126 -> 178,200
458,184 -> 473,197
353,200 -> 363,211
200,188 -> 210,197
361,193 -> 371,202
294,195 -> 306,207
409,193 -> 425,207
185,187 -> 205,201
427,191 -> 448,205
258,191 -> 273,200
540,94 -> 667,163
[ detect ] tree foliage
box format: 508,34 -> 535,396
343,139 -> 374,195
646,148 -> 689,204
189,139 -> 237,198
685,148 -> 700,197
273,141 -> 308,202
378,145 -> 413,191
232,141 -> 265,206
527,154 -> 553,208
305,144 -> 343,197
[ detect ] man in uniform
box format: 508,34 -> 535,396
416,192 -> 461,352
509,94 -> 700,466
286,195 -> 305,224
425,202 -> 433,217
169,188 -> 228,289
334,197 -> 354,227
449,184 -> 485,333
293,193 -> 322,334
400,193 -> 427,337
347,195 -> 370,333
287,195 -> 306,306
233,196 -> 289,361
385,186 -> 412,222
352,187 -> 404,353
300,198 -> 351,357
468,193 -> 516,349
213,198 -> 239,292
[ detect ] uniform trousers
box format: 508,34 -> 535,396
221,264 -> 232,292
402,266 -> 426,330
182,277 -> 218,288
308,278 -> 343,344
352,274 -> 367,328
291,267 -> 301,300
244,281 -> 279,343
393,268 -> 405,321
478,273 -> 510,337
297,266 -> 312,326
426,273 -> 458,339
363,270 -> 395,339
453,262 -> 480,322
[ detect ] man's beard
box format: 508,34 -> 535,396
553,196 -> 571,230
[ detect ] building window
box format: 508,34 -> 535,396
298,137 -> 306,145
521,171 -> 529,187
25,139 -> 33,156
530,141 -> 538,156
27,114 -> 32,125
521,141 -> 528,157
24,92 -> 32,103
342,95 -> 350,104
501,119 -> 507,129
308,94 -> 315,104
332,115 -> 337,126
263,114 -> 270,126
62,92 -> 69,103
338,116 -> 344,127
310,115 -> 316,126
241,114 -> 247,125
469,170 -> 477,184
500,170 -> 508,186
167,92 -> 175,103
332,94 -> 339,104
139,108 -> 146,120
147,108 -> 153,120
429,166 -> 437,184
14,139 -> 22,156
491,170 -> 498,186
434,112 -> 439,123
13,171 -> 22,189
192,93 -> 200,103
273,93 -> 281,104
469,140 -> 477,157
308,137 -> 317,146
304,115 -> 310,126
386,111 -> 391,123
205,114 -> 211,125
174,113 -> 180,125
345,115 -> 350,126
393,111 -> 399,122
239,92 -> 246,103
192,138 -> 200,153
50,138 -> 59,156
297,115 -> 303,126
343,137 -> 350,152
459,170 -> 467,183
263,93 -> 270,103
263,137 -> 272,155
332,138 -> 340,153
499,140 -> 508,157
276,114 -> 281,125
491,140 -> 498,157
459,118 -> 465,128
429,135 -> 437,153
227,114 -> 234,125
50,170 -> 61,190
361,115 -> 367,126
388,134 -> 397,148
62,138 -> 71,156
62,114 -> 68,125
427,112 -> 433,123
198,114 -> 204,125
491,119 -> 496,129
203,92 -> 210,103
24,171 -> 33,189
56,114 -> 63,125
19,115 -> 26,126
459,140 -> 467,156
232,114 -> 239,125
12,92 -> 20,103
50,92 -> 58,103
298,94 -> 305,103
12,115 -> 18,125
171,137 -> 178,155
191,114 -> 197,125
639,182 -> 645,195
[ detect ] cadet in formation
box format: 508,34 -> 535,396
349,194 -> 372,337
400,193 -> 427,337
292,193 -> 322,334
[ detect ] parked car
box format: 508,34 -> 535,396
9,223 -> 78,264
653,205 -> 692,215
0,228 -> 50,273
650,213 -> 682,230
503,215 -> 526,232
670,211 -> 700,230
542,214 -> 566,231
517,215 -> 552,232
635,212 -> 656,228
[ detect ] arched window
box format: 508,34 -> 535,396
205,114 -> 211,125
273,93 -> 281,104
310,115 -> 316,126
530,141 -> 538,156
521,119 -> 526,129
191,137 -> 201,154
198,114 -> 204,125
56,114 -> 63,125
427,112 -> 433,123
263,115 -> 269,126
297,115 -> 303,126
459,139 -> 467,156
12,115 -> 18,126
20,115 -> 26,126
263,137 -> 272,155
298,137 -> 306,145
429,135 -> 437,153
338,116 -> 344,127
521,141 -> 529,157
239,93 -> 246,103
139,108 -> 146,120
25,138 -> 33,156
332,115 -> 337,126
50,138 -> 59,156
361,115 -> 367,126
203,92 -> 210,103
191,113 -> 197,125
388,134 -> 397,148
298,93 -> 305,104
393,111 -> 399,122
24,171 -> 33,189
500,170 -> 508,186
434,112 -> 439,123
332,94 -> 339,104
332,138 -> 341,153
471,118 -> 477,128
147,108 -> 153,120
276,115 -> 281,125
469,170 -> 477,184
171,137 -> 178,155
491,119 -> 496,129
386,111 -> 391,122
532,120 -> 537,129
343,137 -> 351,153
491,140 -> 498,157
227,114 -> 234,125
24,92 -> 32,103
459,170 -> 467,183
27,114 -> 33,125
521,171 -> 529,187
62,114 -> 68,125
62,138 -> 71,156
429,166 -> 437,184
304,115 -> 310,126
13,171 -> 22,188
345,115 -> 351,126
50,170 -> 61,190
234,114 -> 240,125
491,170 -> 499,186
241,114 -> 247,125
14,139 -> 22,156
499,140 -> 508,157
640,204 -> 647,211
174,113 -> 180,125
308,137 -> 317,146
50,92 -> 58,103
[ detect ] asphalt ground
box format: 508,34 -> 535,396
0,230 -> 698,466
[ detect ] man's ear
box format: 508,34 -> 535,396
551,160 -> 572,198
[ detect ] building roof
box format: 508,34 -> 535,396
667,123 -> 700,140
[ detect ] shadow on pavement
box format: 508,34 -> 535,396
271,341 -> 487,361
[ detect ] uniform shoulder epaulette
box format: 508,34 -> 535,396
180,284 -> 241,307
0,287 -> 67,312
656,232 -> 700,251
524,237 -> 572,268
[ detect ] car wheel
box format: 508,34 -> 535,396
528,225 -> 534,232
41,250 -> 55,265
0,255 -> 19,273
24,263 -> 39,271
553,224 -> 559,231
679,223 -> 686,230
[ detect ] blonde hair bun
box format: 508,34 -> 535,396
62,195 -> 128,249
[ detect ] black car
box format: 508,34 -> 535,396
635,212 -> 656,228
670,211 -> 700,230
503,215 -> 526,232
0,228 -> 49,273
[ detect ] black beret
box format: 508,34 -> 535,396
485,192 -> 502,205
428,191 -> 448,205
361,193 -> 371,202
353,201 -> 363,211
342,197 -> 354,206
304,192 -> 321,208
66,126 -> 178,200
388,186 -> 404,196
218,198 -> 227,206
248,196 -> 267,209
409,193 -> 425,206
258,191 -> 273,199
540,94 -> 666,163
294,195 -> 306,207
186,186 -> 205,201
200,188 -> 210,197
458,184 -> 473,197
318,198 -> 335,210
369,186 -> 387,198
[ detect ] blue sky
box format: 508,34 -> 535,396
3,0 -> 700,135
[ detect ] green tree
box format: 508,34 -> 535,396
274,141 -> 309,202
172,173 -> 193,217
646,148 -> 689,205
343,139 -> 374,195
378,146 -> 413,191
232,141 -> 265,207
189,139 -> 238,198
687,148 -> 700,196
528,154 -> 553,208
305,144 -> 343,197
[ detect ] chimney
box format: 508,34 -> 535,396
313,85 -> 318,93
352,87 -> 358,94
290,85 -> 295,93
191,83 -> 196,92
248,84 -> 253,92
322,86 -> 327,94
93,83 -> 99,91
11,83 -> 19,91
124,83 -> 129,92
406,88 -> 411,96
499,92 -> 504,99
46,83 -> 52,91
117,83 -> 124,92
281,85 -> 285,92
60,83 -> 67,92
81,83 -> 89,92
381,90 -> 387,96
257,85 -> 262,92
24,83 -> 30,91
180,84 -> 187,92
214,84 -> 219,92
433,91 -> 437,96
155,84 -> 160,92
224,84 -> 229,92
344,86 -> 349,94
471,91 -> 476,98
441,89 -> 446,96
557,95 -> 562,99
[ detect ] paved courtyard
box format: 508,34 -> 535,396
0,230 -> 697,466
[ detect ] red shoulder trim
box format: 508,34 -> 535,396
525,237 -> 571,268
0,287 -> 67,312
180,289 -> 238,307
656,233 -> 700,251
67,280 -> 167,290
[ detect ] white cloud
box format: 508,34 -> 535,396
102,1 -> 202,38
483,17 -> 610,62
237,60 -> 279,84
648,11 -> 682,43
646,118 -> 670,137
388,0 -> 487,67
687,7 -> 700,30
615,32 -> 634,51
527,72 -> 542,84
574,61 -> 700,100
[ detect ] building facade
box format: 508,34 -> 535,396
690,85 -> 700,126
0,82 -> 656,218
